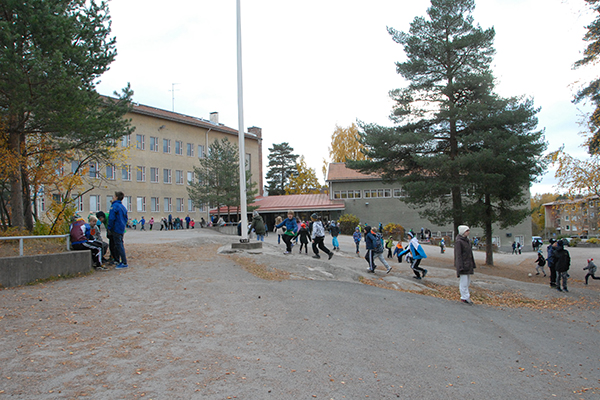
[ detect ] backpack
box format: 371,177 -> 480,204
374,233 -> 384,254
538,255 -> 546,266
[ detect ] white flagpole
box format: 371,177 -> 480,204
236,0 -> 248,241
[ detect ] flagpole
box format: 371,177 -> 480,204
236,0 -> 248,241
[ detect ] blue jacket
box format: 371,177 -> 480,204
108,199 -> 128,235
399,237 -> 427,260
365,231 -> 377,250
276,217 -> 298,235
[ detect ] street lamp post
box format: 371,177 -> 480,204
236,0 -> 248,241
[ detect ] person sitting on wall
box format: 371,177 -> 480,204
70,214 -> 105,271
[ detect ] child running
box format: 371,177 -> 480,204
353,227 -> 362,255
275,211 -> 298,254
310,213 -> 333,260
297,222 -> 310,254
584,259 -> 599,285
534,251 -> 547,277
399,231 -> 428,279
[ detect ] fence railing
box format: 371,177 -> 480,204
0,235 -> 71,257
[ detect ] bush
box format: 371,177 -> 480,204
383,223 -> 404,241
588,237 -> 599,244
338,213 -> 360,235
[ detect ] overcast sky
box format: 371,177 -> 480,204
96,0 -> 595,195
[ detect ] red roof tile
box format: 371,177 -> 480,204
209,194 -> 345,214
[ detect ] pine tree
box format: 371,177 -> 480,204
0,0 -> 133,229
265,142 -> 298,196
187,138 -> 256,221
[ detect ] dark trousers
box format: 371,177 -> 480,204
282,234 -> 293,252
107,234 -> 117,261
72,241 -> 102,266
365,249 -> 375,271
112,233 -> 127,265
312,236 -> 331,256
387,248 -> 392,258
299,241 -> 308,253
548,263 -> 557,286
411,258 -> 426,278
585,273 -> 600,284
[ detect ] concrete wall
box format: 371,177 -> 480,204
0,251 -> 92,288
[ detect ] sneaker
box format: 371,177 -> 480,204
544,274 -> 547,277
95,266 -> 108,271
367,269 -> 375,273
328,252 -> 334,260
413,276 -> 422,280
563,288 -> 569,292
386,267 -> 392,274
461,299 -> 473,305
312,255 -> 321,259
283,251 -> 290,254
556,287 -> 563,292
422,269 -> 428,278
115,263 -> 129,269
535,272 -> 540,275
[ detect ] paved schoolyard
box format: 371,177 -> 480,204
0,228 -> 598,399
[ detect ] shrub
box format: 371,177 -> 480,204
588,237 -> 599,244
338,213 -> 360,235
383,223 -> 404,241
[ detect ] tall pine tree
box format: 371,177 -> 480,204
265,142 -> 298,196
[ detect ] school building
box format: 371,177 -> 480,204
39,101 -> 263,224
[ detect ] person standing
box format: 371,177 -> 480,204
547,238 -> 557,288
140,216 -> 145,231
454,225 -> 475,304
249,210 -> 266,241
185,215 -> 191,229
330,221 -> 340,251
297,223 -> 310,254
554,239 -> 570,292
353,227 -> 362,255
108,191 -> 128,269
310,213 -> 333,260
149,217 -> 154,231
385,236 -> 394,259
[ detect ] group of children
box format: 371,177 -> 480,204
273,210 -> 334,260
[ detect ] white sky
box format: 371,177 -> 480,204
96,0 -> 596,195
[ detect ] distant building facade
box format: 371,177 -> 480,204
543,195 -> 600,238
39,102 -> 263,223
326,162 -> 533,252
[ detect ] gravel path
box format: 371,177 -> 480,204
0,229 -> 598,399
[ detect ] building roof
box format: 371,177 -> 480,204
209,194 -> 345,215
543,195 -> 599,207
326,162 -> 381,182
125,100 -> 259,141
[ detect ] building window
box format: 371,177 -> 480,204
565,215 -> 570,221
151,197 -> 160,212
124,196 -> 132,212
333,191 -> 340,199
384,189 -> 391,198
187,171 -> 194,185
176,198 -> 184,212
106,165 -> 116,180
163,169 -> 172,184
370,190 -> 379,198
106,195 -> 112,211
364,190 -> 371,198
121,165 -> 131,181
340,191 -> 348,199
72,195 -> 84,212
121,135 -> 131,147
150,136 -> 159,152
245,153 -> 251,171
38,196 -> 45,212
354,190 -> 361,199
89,162 -> 99,178
89,195 -> 100,212
186,143 -> 194,157
175,170 -> 184,185
198,144 -> 205,158
175,140 -> 183,155
53,194 -> 62,204
164,197 -> 172,212
150,167 -> 159,183
71,160 -> 80,174
163,138 -> 171,153
136,166 -> 146,182
136,134 -> 145,150
565,225 -> 570,231
188,199 -> 195,212
137,196 -> 146,212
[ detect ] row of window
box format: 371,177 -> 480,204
44,194 -> 204,214
333,188 -> 406,200
126,134 -> 205,158
82,163 -> 198,185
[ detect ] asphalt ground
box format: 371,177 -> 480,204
0,228 -> 599,399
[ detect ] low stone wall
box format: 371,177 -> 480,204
0,251 -> 92,288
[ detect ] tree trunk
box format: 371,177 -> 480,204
22,167 -> 34,231
484,193 -> 494,266
8,129 -> 24,228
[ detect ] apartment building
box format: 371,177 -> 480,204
43,102 -> 263,223
543,195 -> 600,238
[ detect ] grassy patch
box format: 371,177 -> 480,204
229,255 -> 290,281
25,270 -> 94,286
359,276 -> 586,310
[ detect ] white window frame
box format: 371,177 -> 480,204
176,170 -> 184,185
151,197 -> 160,212
106,164 -> 116,180
186,143 -> 194,157
89,162 -> 99,178
176,198 -> 184,212
163,168 -> 172,184
121,135 -> 131,148
163,138 -> 171,153
121,165 -> 131,181
150,136 -> 159,152
137,196 -> 146,212
198,144 -> 205,158
164,197 -> 172,212
187,171 -> 194,185
175,140 -> 183,155
72,195 -> 84,212
150,167 -> 159,183
136,134 -> 145,150
188,199 -> 195,212
89,195 -> 101,212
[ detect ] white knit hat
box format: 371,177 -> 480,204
458,225 -> 470,236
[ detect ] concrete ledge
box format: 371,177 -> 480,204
231,242 -> 263,250
0,251 -> 92,288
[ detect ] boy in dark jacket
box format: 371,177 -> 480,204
108,191 -> 128,269
553,240 -> 570,292
584,259 -> 599,285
